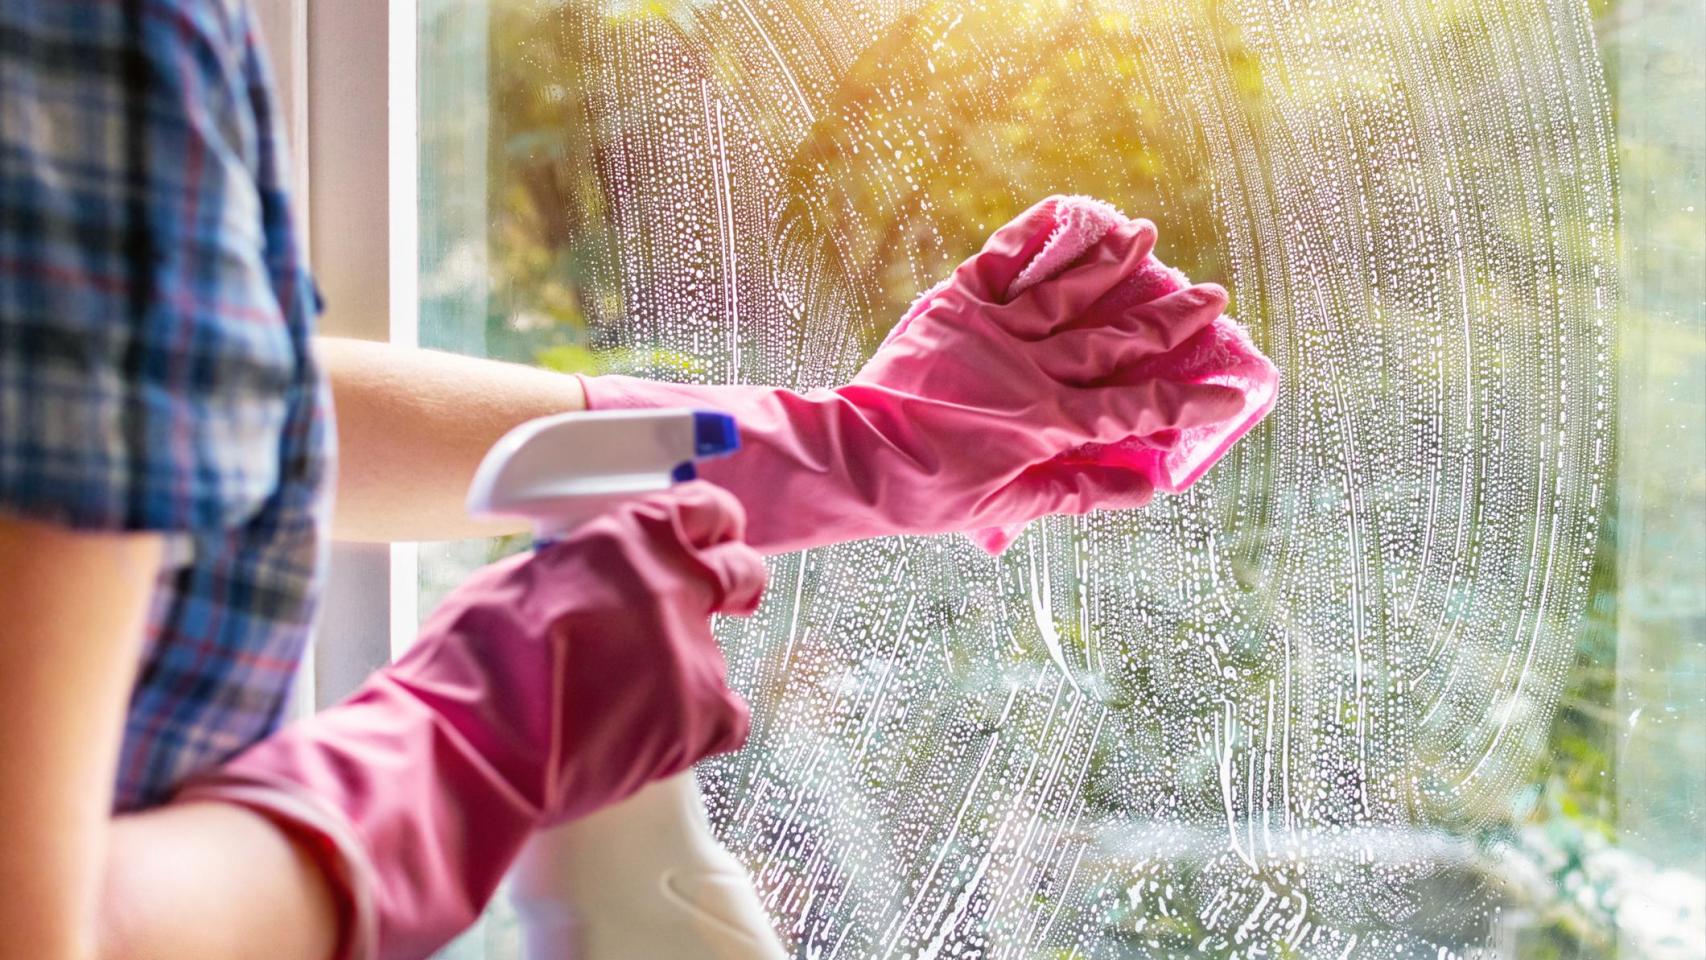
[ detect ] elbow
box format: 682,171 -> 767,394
92,852 -> 147,960
94,925 -> 138,960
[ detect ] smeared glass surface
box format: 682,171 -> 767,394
416,0 -> 1704,957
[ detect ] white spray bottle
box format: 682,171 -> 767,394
467,408 -> 787,960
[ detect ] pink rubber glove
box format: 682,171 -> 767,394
584,196 -> 1249,554
177,483 -> 766,960
964,196 -> 1279,552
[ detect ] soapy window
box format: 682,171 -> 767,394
416,1 -> 1704,957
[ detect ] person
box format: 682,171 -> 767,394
0,3 -> 1246,959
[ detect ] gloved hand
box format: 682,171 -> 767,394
176,482 -> 766,960
583,196 -> 1248,554
959,196 -> 1279,552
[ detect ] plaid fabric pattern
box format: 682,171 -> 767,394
0,0 -> 330,811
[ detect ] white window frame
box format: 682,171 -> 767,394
385,0 -> 422,663
261,0 -> 421,712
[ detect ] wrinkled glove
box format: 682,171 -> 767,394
176,483 -> 766,960
584,196 -> 1249,554
961,195 -> 1279,552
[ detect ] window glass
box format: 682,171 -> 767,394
417,1 -> 1704,956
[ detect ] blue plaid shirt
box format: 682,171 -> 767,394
0,1 -> 330,811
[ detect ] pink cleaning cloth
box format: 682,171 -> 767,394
969,196 -> 1279,553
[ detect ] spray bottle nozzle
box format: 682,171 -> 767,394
468,408 -> 745,540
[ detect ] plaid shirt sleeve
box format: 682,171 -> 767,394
0,1 -> 298,540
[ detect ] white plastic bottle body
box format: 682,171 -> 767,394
471,410 -> 781,959
509,772 -> 787,960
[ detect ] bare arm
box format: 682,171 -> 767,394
0,517 -> 339,960
100,801 -> 339,960
0,517 -> 158,960
317,337 -> 588,543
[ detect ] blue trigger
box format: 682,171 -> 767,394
691,412 -> 741,457
673,462 -> 698,482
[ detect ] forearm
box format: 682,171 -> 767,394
582,375 -> 924,553
98,803 -> 340,960
317,337 -> 586,543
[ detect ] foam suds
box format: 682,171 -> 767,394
490,1 -> 1615,954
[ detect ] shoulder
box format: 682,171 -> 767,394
0,0 -> 312,536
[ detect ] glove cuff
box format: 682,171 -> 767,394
576,372 -> 734,413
